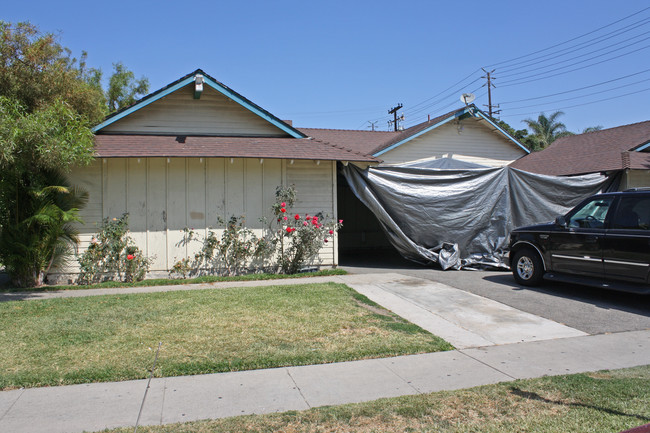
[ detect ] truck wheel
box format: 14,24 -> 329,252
512,248 -> 544,286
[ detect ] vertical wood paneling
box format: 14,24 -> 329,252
167,158 -> 187,268
206,158 -> 226,227
127,159 -> 147,250
62,156 -> 337,275
226,158 -> 245,218
187,158 -> 207,258
263,159 -> 283,226
147,158 -> 167,270
105,159 -> 127,219
245,159 -> 264,228
286,160 -> 336,264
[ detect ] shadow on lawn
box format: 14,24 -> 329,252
509,387 -> 650,423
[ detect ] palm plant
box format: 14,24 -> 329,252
0,168 -> 87,287
522,111 -> 573,151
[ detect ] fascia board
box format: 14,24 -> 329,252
203,76 -> 305,139
473,109 -> 531,154
632,141 -> 650,151
92,77 -> 195,133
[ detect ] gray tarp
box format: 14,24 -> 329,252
341,159 -> 615,270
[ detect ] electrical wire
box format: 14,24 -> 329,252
504,78 -> 650,110
498,31 -> 650,79
500,68 -> 650,103
484,6 -> 650,68
496,17 -> 650,74
500,44 -> 650,87
500,86 -> 650,118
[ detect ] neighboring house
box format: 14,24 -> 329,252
65,69 -> 377,278
510,120 -> 650,189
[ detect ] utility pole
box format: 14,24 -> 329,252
481,68 -> 500,118
388,103 -> 403,131
367,121 -> 378,131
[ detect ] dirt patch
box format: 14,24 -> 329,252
355,299 -> 393,317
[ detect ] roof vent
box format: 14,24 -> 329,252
194,74 -> 204,99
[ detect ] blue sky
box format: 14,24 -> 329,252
4,1 -> 649,133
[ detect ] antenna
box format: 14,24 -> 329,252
460,93 -> 475,105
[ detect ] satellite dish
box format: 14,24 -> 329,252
460,93 -> 475,105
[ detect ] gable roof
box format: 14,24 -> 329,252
510,119 -> 650,175
93,69 -> 306,139
300,105 -> 529,157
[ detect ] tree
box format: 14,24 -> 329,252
522,111 -> 573,151
0,22 -> 103,286
582,125 -> 603,134
106,62 -> 149,112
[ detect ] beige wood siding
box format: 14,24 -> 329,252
285,160 -> 338,265
380,117 -> 527,166
101,84 -> 289,137
65,157 -> 337,276
623,169 -> 650,189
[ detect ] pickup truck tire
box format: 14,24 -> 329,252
512,248 -> 544,286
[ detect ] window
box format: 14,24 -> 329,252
611,196 -> 650,230
568,197 -> 615,229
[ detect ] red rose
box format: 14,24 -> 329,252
281,202 -> 286,207
127,254 -> 134,260
294,214 -> 300,220
286,227 -> 293,233
281,208 -> 286,213
329,230 -> 334,234
306,216 -> 312,220
324,239 -> 328,243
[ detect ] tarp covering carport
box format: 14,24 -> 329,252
340,158 -> 615,270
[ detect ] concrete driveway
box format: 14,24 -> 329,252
340,253 -> 650,335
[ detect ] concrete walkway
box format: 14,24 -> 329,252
1,273 -> 649,433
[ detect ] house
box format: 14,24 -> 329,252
63,69 -> 532,278
67,69 -> 377,277
510,120 -> 650,189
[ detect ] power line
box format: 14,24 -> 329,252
504,78 -> 650,110
484,6 -> 650,68
496,17 -> 650,74
500,43 -> 650,87
498,31 -> 650,79
500,68 -> 650,104
499,86 -> 650,118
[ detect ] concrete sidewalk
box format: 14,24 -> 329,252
1,273 -> 648,433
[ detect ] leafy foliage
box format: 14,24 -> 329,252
0,168 -> 87,287
521,111 -> 574,151
272,185 -> 342,274
77,214 -> 153,284
106,62 -> 149,112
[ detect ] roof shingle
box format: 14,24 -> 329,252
93,135 -> 379,162
510,120 -> 650,175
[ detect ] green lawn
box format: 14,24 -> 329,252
0,282 -> 452,389
103,365 -> 650,433
0,268 -> 347,292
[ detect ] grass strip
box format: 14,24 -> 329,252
0,282 -> 451,389
0,268 -> 347,292
103,365 -> 650,433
